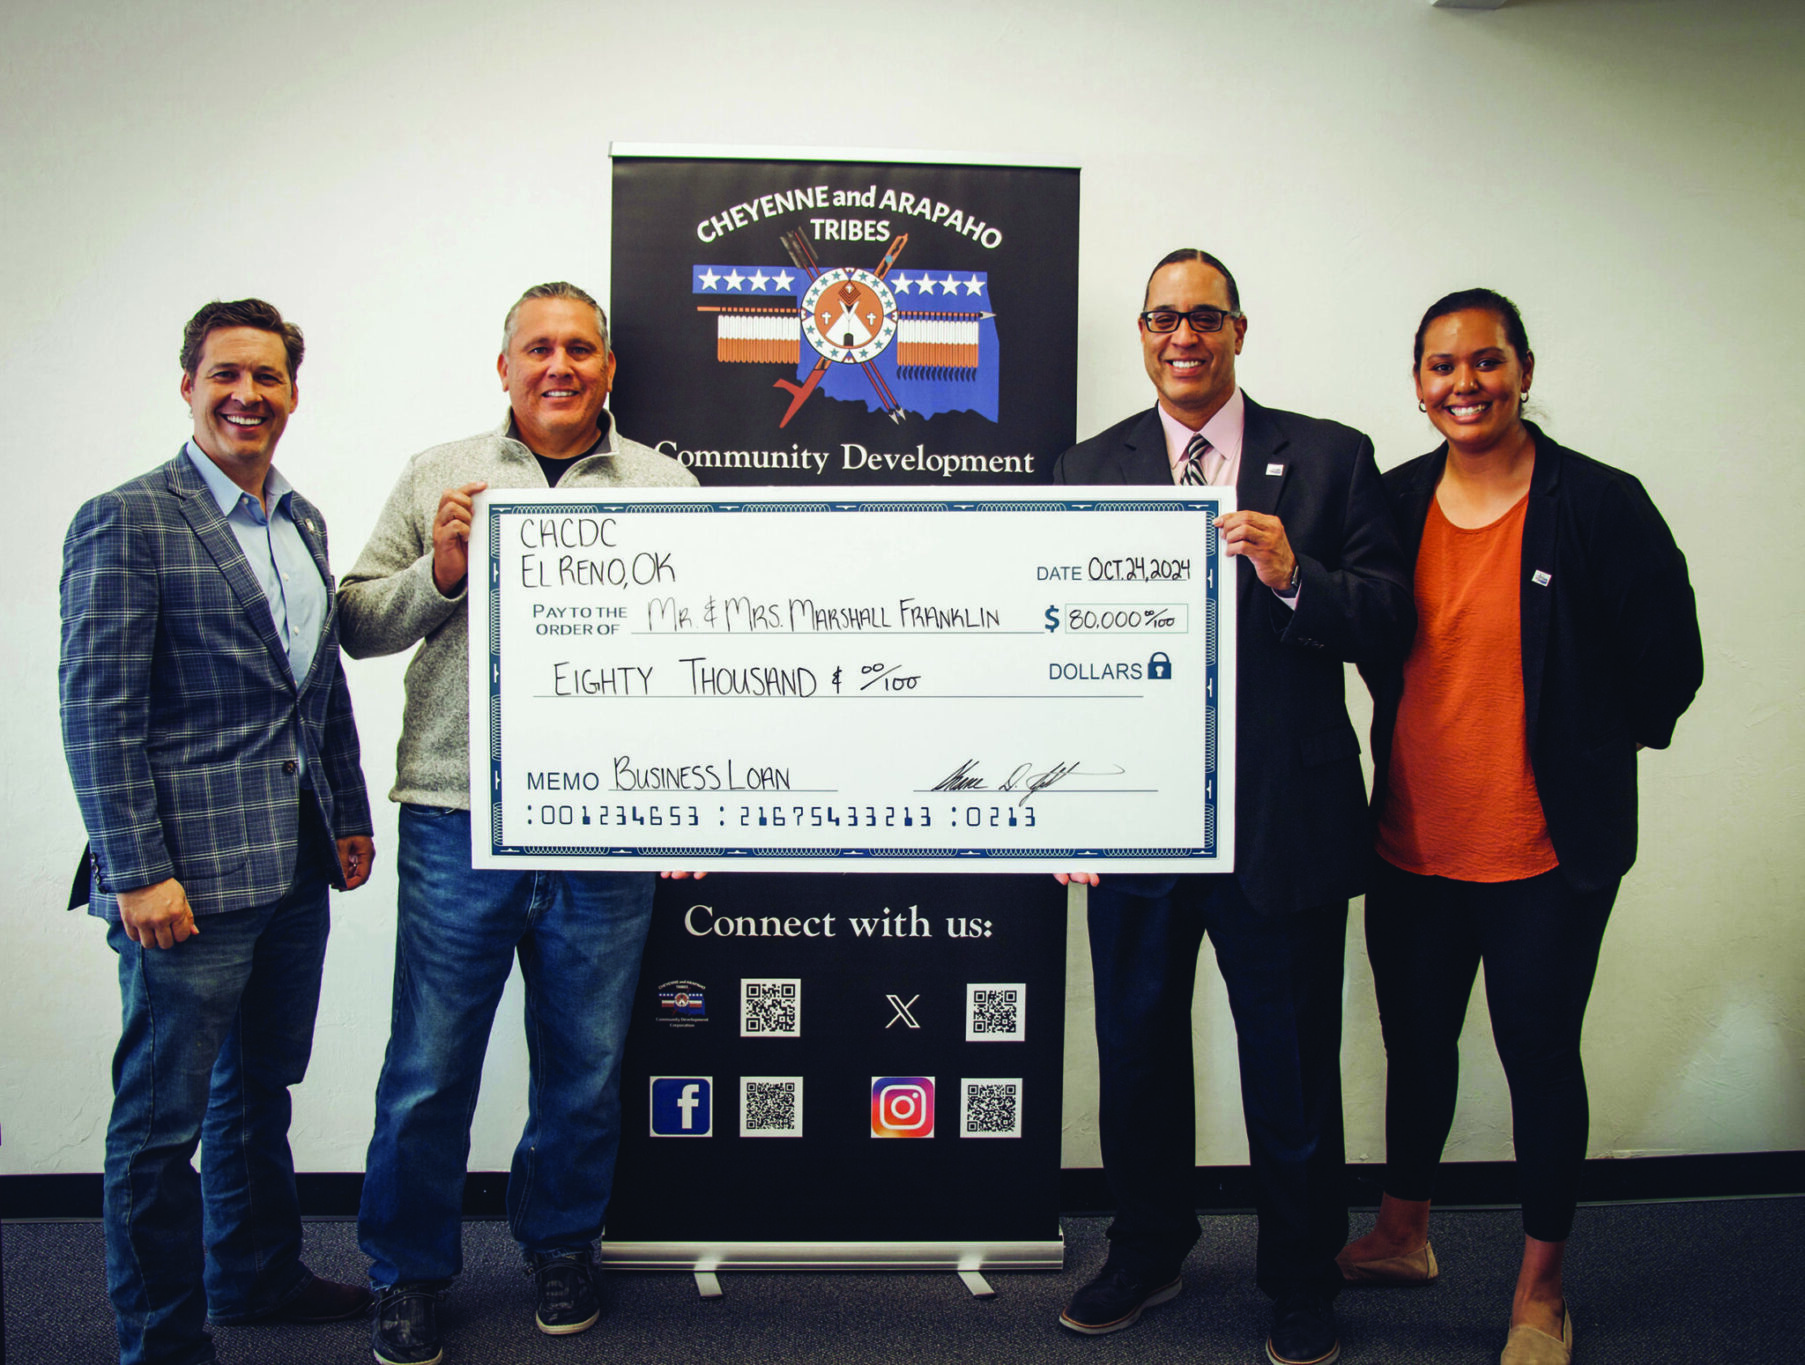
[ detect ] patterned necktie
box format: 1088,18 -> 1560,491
1181,431 -> 1216,485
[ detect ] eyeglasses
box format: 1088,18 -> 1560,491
1139,307 -> 1243,334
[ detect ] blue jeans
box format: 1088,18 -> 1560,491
104,824 -> 333,1365
1088,874 -> 1348,1301
358,805 -> 655,1287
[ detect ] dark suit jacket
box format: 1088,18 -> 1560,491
60,450 -> 373,919
1055,397 -> 1413,914
1368,426 -> 1702,891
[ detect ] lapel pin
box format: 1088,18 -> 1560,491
1532,570 -> 1552,587
304,518 -> 316,533
1266,463 -> 1284,476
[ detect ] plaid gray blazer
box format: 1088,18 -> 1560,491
60,450 -> 373,919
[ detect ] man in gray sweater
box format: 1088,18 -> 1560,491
339,282 -> 697,1365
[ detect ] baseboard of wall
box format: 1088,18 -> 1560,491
1060,1150 -> 1805,1213
3,1154 -> 1800,1221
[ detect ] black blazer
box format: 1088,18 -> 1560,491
1368,425 -> 1703,891
1055,397 -> 1413,915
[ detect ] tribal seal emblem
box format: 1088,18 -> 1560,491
800,267 -> 899,365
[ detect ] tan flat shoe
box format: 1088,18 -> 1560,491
1335,1240 -> 1439,1286
1500,1309 -> 1572,1365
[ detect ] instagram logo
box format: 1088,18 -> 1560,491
871,1076 -> 936,1138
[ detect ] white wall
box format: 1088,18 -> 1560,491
3,0 -> 1800,1177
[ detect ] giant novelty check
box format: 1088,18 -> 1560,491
468,487 -> 1236,873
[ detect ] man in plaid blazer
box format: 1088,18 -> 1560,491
59,298 -> 377,1365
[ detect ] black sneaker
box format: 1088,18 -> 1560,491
371,1284 -> 443,1365
1267,1289 -> 1340,1365
1058,1259 -> 1182,1335
530,1249 -> 601,1336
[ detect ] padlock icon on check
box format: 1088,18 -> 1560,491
1147,651 -> 1172,681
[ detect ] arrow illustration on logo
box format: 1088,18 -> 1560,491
774,229 -> 910,428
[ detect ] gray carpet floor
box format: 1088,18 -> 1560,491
3,1201 -> 1798,1363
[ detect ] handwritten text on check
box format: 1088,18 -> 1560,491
469,488 -> 1236,873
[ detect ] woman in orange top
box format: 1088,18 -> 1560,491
1337,290 -> 1702,1365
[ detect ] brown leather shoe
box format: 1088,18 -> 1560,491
234,1274 -> 374,1325
1500,1309 -> 1572,1365
1336,1240 -> 1439,1286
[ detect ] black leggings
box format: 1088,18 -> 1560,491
1365,859 -> 1618,1243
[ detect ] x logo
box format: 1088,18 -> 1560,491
885,993 -> 921,1029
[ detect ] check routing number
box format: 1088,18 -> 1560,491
468,488 -> 1236,873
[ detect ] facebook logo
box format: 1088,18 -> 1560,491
650,1076 -> 713,1137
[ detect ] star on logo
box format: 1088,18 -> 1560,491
698,267 -> 722,290
749,267 -> 771,291
724,267 -> 746,291
774,269 -> 795,292
891,273 -> 913,294
963,274 -> 985,296
939,274 -> 960,295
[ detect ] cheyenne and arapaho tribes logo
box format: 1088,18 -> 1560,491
656,980 -> 707,1026
801,266 -> 899,365
694,229 -> 999,429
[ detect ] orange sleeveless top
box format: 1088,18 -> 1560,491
1376,493 -> 1557,882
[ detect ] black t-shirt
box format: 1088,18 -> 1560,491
510,417 -> 606,487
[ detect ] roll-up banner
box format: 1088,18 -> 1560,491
604,145 -> 1080,1273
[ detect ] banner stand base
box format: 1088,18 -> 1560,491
601,1234 -> 1063,1273
957,1269 -> 997,1298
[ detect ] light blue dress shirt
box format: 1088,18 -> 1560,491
184,443 -> 328,771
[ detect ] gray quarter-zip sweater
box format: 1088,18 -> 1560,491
338,412 -> 697,808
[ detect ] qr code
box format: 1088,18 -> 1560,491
741,1076 -> 803,1137
960,1079 -> 1022,1138
741,978 -> 802,1037
965,983 -> 1025,1041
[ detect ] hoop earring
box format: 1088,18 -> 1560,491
1520,391 -> 1530,404
1417,401 -> 1427,413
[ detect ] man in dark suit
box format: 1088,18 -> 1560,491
1053,250 -> 1412,1365
60,299 -> 376,1365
